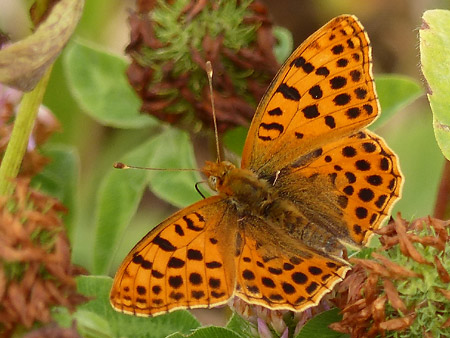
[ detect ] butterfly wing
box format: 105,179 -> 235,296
272,130 -> 402,247
241,15 -> 377,175
239,15 -> 402,248
234,215 -> 350,311
110,196 -> 239,316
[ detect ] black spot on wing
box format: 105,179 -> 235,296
325,116 -> 336,129
136,286 -> 146,295
309,85 -> 323,99
168,275 -> 183,288
268,107 -> 283,116
276,83 -> 301,101
302,104 -> 320,119
260,122 -> 284,133
355,87 -> 367,99
366,175 -> 382,186
350,70 -> 361,82
330,76 -> 347,89
242,269 -> 255,280
184,216 -> 203,231
187,249 -> 203,261
346,107 -> 361,119
332,44 -> 344,54
333,93 -> 351,106
336,58 -> 349,67
153,235 -> 176,252
189,273 -> 203,285
192,290 -> 205,299
206,261 -> 222,269
168,257 -> 185,268
316,67 -> 330,77
174,224 -> 184,236
262,277 -> 276,288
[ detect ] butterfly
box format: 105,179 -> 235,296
110,15 -> 402,317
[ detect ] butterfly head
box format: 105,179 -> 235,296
202,160 -> 236,192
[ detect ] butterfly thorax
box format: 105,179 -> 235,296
203,161 -> 297,221
203,160 -> 274,212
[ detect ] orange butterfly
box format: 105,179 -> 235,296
110,15 -> 402,317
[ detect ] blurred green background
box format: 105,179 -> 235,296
0,1 -> 447,310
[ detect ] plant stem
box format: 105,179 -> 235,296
0,66 -> 52,196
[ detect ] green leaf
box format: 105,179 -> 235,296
52,306 -> 75,329
370,75 -> 423,130
63,40 -> 156,129
92,136 -> 161,274
0,0 -> 84,91
146,127 -> 201,208
31,144 -> 79,239
223,126 -> 248,157
93,127 -> 200,274
226,313 -> 255,338
77,275 -> 200,338
295,309 -> 348,338
420,9 -> 450,160
167,326 -> 242,338
74,309 -> 114,338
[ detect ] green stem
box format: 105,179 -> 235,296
0,66 -> 52,196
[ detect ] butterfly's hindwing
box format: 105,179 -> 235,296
234,215 -> 350,311
273,130 -> 402,246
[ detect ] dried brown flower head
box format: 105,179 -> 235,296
0,180 -> 86,336
331,215 -> 450,338
126,0 -> 279,133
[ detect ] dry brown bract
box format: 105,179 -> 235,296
330,215 -> 450,337
126,0 -> 279,132
0,180 -> 86,336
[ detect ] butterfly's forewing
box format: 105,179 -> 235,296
110,196 -> 238,316
241,15 -> 378,174
234,216 -> 350,311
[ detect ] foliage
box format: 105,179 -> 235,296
420,9 -> 450,161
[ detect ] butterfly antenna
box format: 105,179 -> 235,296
206,61 -> 221,163
114,162 -> 200,172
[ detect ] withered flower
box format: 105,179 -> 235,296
231,292 -> 333,337
0,179 -> 86,336
126,0 -> 279,133
231,296 -> 289,337
331,215 -> 450,337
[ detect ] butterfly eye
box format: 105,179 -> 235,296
208,176 -> 218,190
